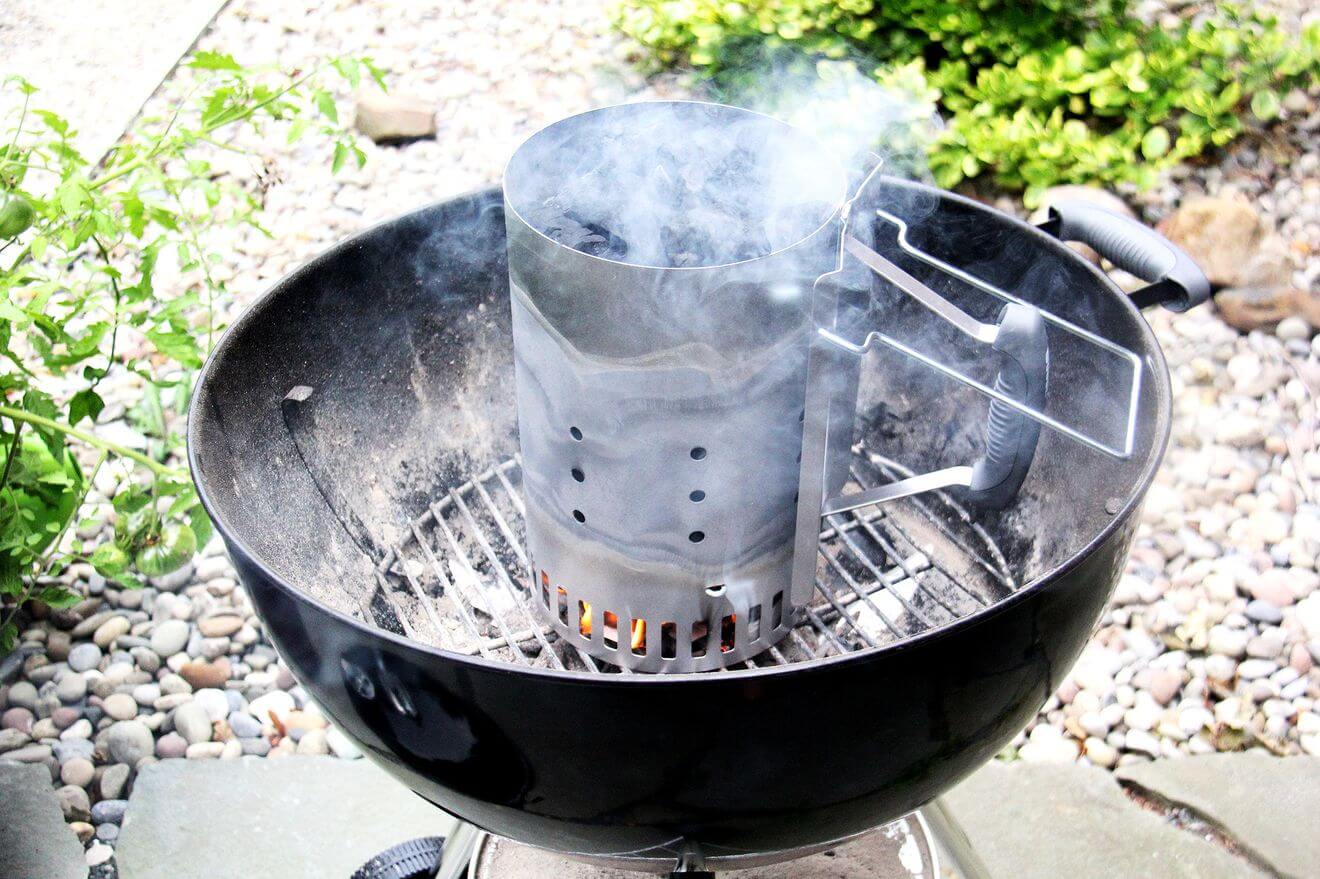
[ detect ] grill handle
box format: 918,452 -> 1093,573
1040,200 -> 1210,313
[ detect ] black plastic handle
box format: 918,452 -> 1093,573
1043,200 -> 1210,313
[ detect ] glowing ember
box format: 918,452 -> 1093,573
577,601 -> 646,650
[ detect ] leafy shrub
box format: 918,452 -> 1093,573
0,54 -> 381,649
612,0 -> 1320,201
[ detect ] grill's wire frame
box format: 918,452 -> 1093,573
366,450 -> 1015,675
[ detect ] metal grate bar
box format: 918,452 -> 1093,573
369,455 -> 1013,675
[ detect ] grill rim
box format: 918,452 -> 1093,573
186,180 -> 1173,686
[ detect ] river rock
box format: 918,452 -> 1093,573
150,619 -> 190,658
1161,196 -> 1266,288
66,643 -> 102,674
354,90 -> 436,143
180,658 -> 230,690
107,720 -> 154,765
172,702 -> 213,745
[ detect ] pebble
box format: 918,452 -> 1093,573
198,612 -> 244,638
6,680 -> 39,711
86,842 -> 114,867
2,743 -> 52,763
55,672 -> 87,703
186,741 -> 226,759
150,619 -> 191,657
91,798 -> 129,825
100,763 -> 130,800
156,732 -> 188,759
59,718 -> 92,741
228,711 -> 262,739
180,657 -> 231,690
172,702 -> 213,744
70,821 -> 94,844
248,690 -> 295,725
66,643 -> 102,673
97,823 -> 120,843
103,692 -> 139,721
1,707 -> 34,733
60,757 -> 95,788
107,720 -> 154,765
296,728 -> 330,755
92,615 -> 130,648
55,784 -> 91,822
194,688 -> 231,723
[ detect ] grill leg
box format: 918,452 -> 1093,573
921,796 -> 993,879
432,821 -> 481,879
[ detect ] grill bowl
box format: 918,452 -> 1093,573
188,180 -> 1171,867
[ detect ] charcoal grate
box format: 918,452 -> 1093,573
365,447 -> 1015,675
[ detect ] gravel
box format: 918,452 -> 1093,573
2,1 -> 1317,873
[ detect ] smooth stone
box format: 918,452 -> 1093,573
51,706 -> 81,729
107,720 -> 154,765
66,643 -> 103,673
46,630 -> 72,661
70,611 -> 114,639
159,673 -> 192,696
103,692 -> 139,721
6,680 -> 39,711
227,711 -> 262,739
193,689 -> 230,723
326,728 -> 361,760
0,728 -> 31,753
91,798 -> 128,825
155,732 -> 188,759
101,762 -> 130,800
96,822 -> 120,842
1117,755 -> 1320,879
198,613 -> 244,638
86,841 -> 114,867
240,737 -> 271,757
2,707 -> 34,733
296,729 -> 329,756
92,615 -> 131,648
0,743 -> 52,763
186,741 -> 225,759
942,761 -> 1255,878
55,672 -> 87,703
60,757 -> 95,787
115,758 -> 454,878
172,702 -> 213,745
71,821 -> 95,844
52,739 -> 95,764
179,658 -> 231,691
130,646 -> 161,673
133,683 -> 162,707
58,718 -> 93,741
247,690 -> 294,725
0,764 -> 86,879
54,784 -> 91,822
150,619 -> 190,658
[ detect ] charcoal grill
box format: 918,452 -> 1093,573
189,151 -> 1207,875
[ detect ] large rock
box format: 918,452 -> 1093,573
353,90 -> 436,143
1214,286 -> 1305,333
0,763 -> 87,879
1160,196 -> 1268,288
1117,754 -> 1320,879
940,760 -> 1256,878
117,757 -> 455,879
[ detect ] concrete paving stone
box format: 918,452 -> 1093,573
0,763 -> 88,879
1117,754 -> 1320,879
0,0 -> 227,162
116,756 -> 456,878
940,760 -> 1261,879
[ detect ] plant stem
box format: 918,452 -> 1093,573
0,419 -> 21,489
0,405 -> 182,477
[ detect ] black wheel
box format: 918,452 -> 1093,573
352,836 -> 447,879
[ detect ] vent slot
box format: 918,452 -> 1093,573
661,622 -> 677,659
603,611 -> 619,649
691,620 -> 709,657
721,614 -> 736,653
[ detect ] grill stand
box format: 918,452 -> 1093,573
385,803 -> 983,878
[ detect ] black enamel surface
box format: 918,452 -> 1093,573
188,181 -> 1173,860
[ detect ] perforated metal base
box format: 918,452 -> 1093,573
365,447 -> 1013,675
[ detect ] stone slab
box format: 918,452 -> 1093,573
116,757 -> 457,879
0,0 -> 226,162
0,762 -> 88,879
1117,754 -> 1320,879
940,761 -> 1260,879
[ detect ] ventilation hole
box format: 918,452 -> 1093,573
793,492 -> 799,504
572,509 -> 586,523
771,591 -> 784,629
631,619 -> 647,656
603,611 -> 618,649
796,452 -> 801,463
721,614 -> 737,653
705,583 -> 725,597
557,587 -> 568,625
690,447 -> 706,461
571,467 -> 585,483
799,409 -> 805,423
579,600 -> 592,638
688,531 -> 705,543
570,426 -> 583,441
661,622 -> 677,659
689,489 -> 705,503
540,571 -> 550,609
691,620 -> 709,658
749,604 -> 762,639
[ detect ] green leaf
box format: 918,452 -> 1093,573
89,542 -> 129,577
315,89 -> 339,123
188,505 -> 215,550
37,585 -> 82,609
1141,126 -> 1170,159
332,141 -> 349,174
134,523 -> 197,576
1250,89 -> 1281,120
67,389 -> 105,426
188,51 -> 243,71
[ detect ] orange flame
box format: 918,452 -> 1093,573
578,601 -> 646,650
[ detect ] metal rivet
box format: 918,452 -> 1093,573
1104,497 -> 1122,515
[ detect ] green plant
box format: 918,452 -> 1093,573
0,53 -> 383,650
613,0 -> 1320,202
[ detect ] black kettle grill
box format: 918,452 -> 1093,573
188,167 -> 1206,876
